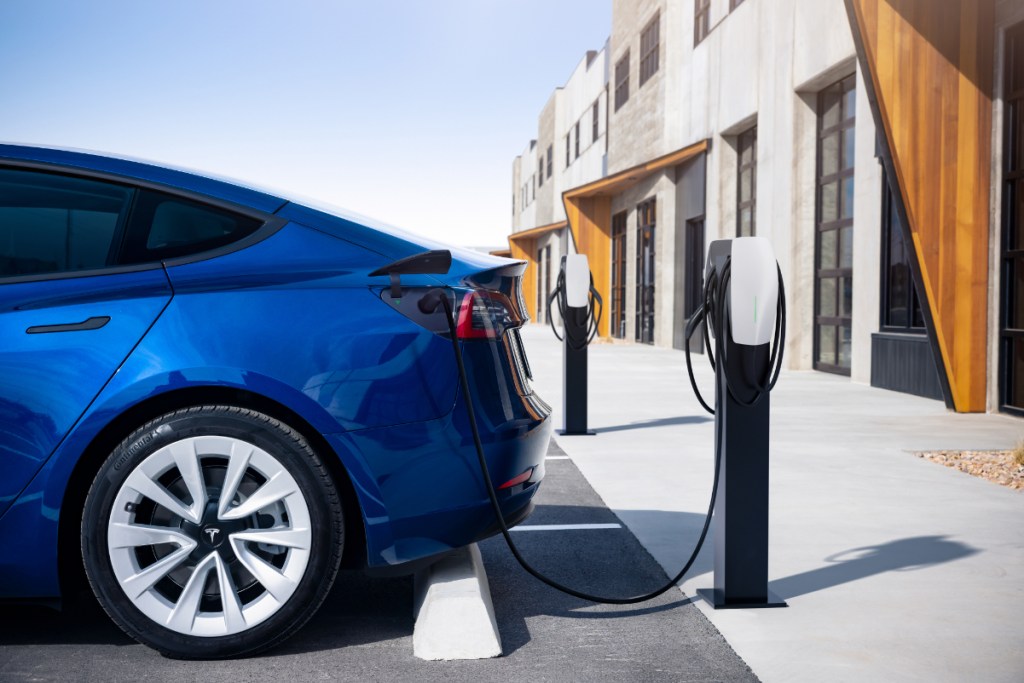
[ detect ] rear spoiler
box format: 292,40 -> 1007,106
371,250 -> 528,321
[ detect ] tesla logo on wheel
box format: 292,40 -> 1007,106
204,528 -> 221,544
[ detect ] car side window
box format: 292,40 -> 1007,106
0,168 -> 134,278
119,190 -> 262,264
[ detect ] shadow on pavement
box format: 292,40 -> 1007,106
770,535 -> 979,600
593,415 -> 712,433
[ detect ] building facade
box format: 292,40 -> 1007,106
508,0 -> 1022,415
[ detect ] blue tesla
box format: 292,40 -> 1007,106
0,144 -> 550,658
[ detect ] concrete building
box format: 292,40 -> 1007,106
508,0 -> 1020,415
510,46 -> 609,325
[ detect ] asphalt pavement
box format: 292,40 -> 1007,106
0,439 -> 756,683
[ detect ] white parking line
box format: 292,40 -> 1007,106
510,523 -> 622,531
545,455 -> 571,460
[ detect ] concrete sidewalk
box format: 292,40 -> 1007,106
520,324 -> 1024,683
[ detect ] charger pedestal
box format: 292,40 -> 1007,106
696,332 -> 786,609
560,306 -> 595,436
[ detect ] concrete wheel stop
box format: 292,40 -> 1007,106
412,543 -> 502,660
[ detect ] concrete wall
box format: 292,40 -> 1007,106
608,0 -> 674,173
512,48 -> 609,235
535,93 -> 559,225
559,47 -> 609,212
512,141 -> 538,233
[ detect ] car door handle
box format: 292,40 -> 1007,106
26,316 -> 111,334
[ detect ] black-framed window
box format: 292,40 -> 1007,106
1001,20 -> 1024,412
565,135 -> 571,168
0,168 -> 133,278
737,126 -> 757,237
880,170 -> 924,332
538,164 -> 543,187
695,0 -> 710,46
611,211 -> 627,338
814,74 -> 856,375
574,122 -> 581,159
635,199 -> 656,344
546,145 -> 553,178
615,51 -> 630,112
592,99 -> 600,144
639,12 -> 660,87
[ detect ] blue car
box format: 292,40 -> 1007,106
0,144 -> 550,658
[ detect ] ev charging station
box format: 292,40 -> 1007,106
547,253 -> 602,435
415,234 -> 787,611
693,237 -> 787,609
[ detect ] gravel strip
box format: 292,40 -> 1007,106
915,450 -> 1024,490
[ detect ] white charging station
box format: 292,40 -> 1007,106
729,237 -> 779,346
563,253 -> 591,309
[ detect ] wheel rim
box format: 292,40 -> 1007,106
107,435 -> 312,637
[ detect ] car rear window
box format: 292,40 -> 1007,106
119,190 -> 262,264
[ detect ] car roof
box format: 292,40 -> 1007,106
0,143 -> 287,214
0,143 -> 522,278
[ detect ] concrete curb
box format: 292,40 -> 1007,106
412,543 -> 502,661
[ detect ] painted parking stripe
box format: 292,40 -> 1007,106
510,523 -> 622,532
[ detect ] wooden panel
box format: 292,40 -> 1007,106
508,236 -> 537,321
562,140 -> 707,339
563,196 -> 613,337
848,0 -> 994,412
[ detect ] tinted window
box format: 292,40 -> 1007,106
0,169 -> 133,278
120,190 -> 262,264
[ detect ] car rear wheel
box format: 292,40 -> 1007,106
82,406 -> 343,658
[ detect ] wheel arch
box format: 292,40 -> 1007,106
58,386 -> 367,598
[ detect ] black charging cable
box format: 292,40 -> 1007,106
684,264 -> 787,414
546,268 -> 603,351
416,289 -> 718,604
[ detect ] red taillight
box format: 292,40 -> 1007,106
455,290 -> 522,340
498,467 -> 534,490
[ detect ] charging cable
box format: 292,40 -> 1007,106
546,268 -> 603,351
684,264 -> 786,414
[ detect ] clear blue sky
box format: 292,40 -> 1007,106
0,1 -> 610,247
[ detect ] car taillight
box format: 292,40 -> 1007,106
455,290 -> 523,340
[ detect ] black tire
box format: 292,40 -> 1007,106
82,406 -> 344,659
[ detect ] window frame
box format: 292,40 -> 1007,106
879,168 -> 925,334
999,19 -> 1024,413
546,145 -> 553,179
592,99 -> 600,144
813,74 -> 857,376
614,51 -> 631,112
639,11 -> 660,87
575,122 -> 581,159
694,0 -> 711,46
611,211 -> 628,339
736,126 -> 757,237
0,160 -> 283,284
635,198 -> 657,344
